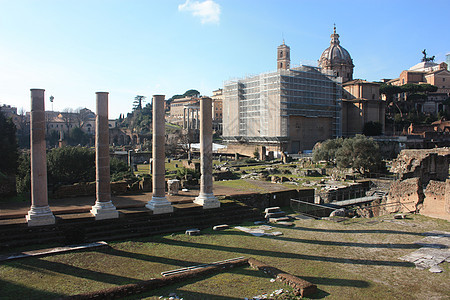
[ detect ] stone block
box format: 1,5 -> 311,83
213,224 -> 230,231
269,216 -> 290,223
276,221 -> 294,226
185,228 -> 201,236
265,211 -> 286,219
264,207 -> 281,214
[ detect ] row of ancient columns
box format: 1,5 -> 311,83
182,106 -> 199,130
25,90 -> 220,227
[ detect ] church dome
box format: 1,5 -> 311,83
318,26 -> 354,82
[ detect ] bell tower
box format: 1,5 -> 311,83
277,40 -> 290,70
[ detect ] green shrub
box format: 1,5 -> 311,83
176,167 -> 200,180
47,146 -> 95,185
16,153 -> 31,194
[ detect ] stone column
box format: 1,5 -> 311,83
183,107 -> 186,129
186,108 -> 190,129
194,97 -> 220,209
91,92 -> 118,220
26,89 -> 55,226
196,108 -> 199,129
146,95 -> 173,214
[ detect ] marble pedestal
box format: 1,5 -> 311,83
194,193 -> 220,209
146,196 -> 174,214
90,201 -> 119,220
26,205 -> 55,226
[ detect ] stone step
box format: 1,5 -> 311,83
0,204 -> 262,250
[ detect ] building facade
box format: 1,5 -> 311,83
341,80 -> 385,136
386,59 -> 450,115
223,64 -> 341,153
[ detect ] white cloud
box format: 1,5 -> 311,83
178,0 -> 221,24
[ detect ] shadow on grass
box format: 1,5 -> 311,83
266,235 -> 423,249
156,236 -> 415,268
99,247 -> 269,279
0,278 -> 63,300
122,267 -> 279,300
10,258 -> 137,285
299,275 -> 370,288
97,247 -> 202,268
290,226 -> 424,236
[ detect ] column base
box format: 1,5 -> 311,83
90,201 -> 119,220
146,196 -> 174,214
194,193 -> 221,209
26,205 -> 55,227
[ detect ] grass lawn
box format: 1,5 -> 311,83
1,214 -> 449,299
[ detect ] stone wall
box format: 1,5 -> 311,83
420,180 -> 450,221
218,143 -> 282,158
319,181 -> 370,203
225,189 -> 312,210
391,148 -> 450,185
385,177 -> 423,213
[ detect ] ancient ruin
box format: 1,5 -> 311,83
386,148 -> 450,221
194,97 -> 220,209
145,95 -> 174,214
90,92 -> 119,220
26,89 -> 55,226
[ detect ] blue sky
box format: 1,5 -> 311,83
1,0 -> 449,118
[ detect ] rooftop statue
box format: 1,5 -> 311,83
421,49 -> 435,62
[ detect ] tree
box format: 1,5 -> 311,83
133,95 -> 146,111
312,138 -> 344,165
166,129 -> 194,158
0,110 -> 19,175
68,127 -> 90,146
47,146 -> 96,185
335,135 -> 382,175
61,108 -> 76,136
16,153 -> 31,194
183,89 -> 200,98
74,107 -> 93,129
313,135 -> 383,175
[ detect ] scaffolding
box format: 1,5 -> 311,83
223,66 -> 342,150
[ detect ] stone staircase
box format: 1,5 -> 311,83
0,202 -> 263,250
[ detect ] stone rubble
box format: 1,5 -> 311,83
234,225 -> 283,237
248,288 -> 294,300
399,231 -> 450,272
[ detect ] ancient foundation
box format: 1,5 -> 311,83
26,89 -> 55,226
146,95 -> 173,214
194,97 -> 220,209
91,92 -> 118,220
